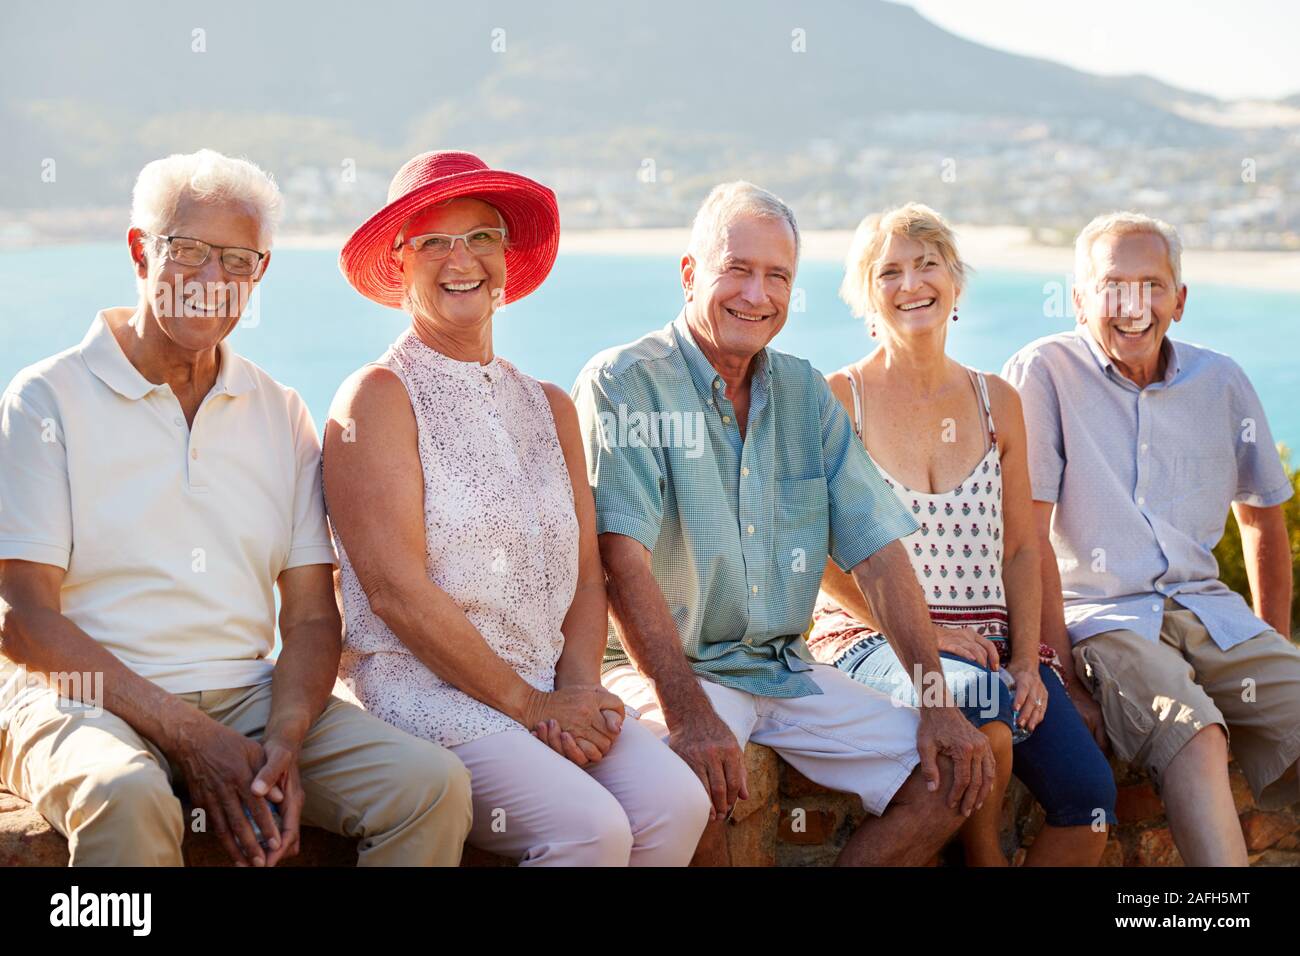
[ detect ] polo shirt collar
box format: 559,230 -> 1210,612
671,310 -> 771,401
81,309 -> 257,401
1073,323 -> 1181,388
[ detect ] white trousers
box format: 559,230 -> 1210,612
450,717 -> 709,866
607,662 -> 921,815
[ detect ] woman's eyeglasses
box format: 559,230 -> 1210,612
395,227 -> 507,260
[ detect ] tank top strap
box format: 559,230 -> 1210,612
846,365 -> 864,438
970,368 -> 998,447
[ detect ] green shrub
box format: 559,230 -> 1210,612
1213,444 -> 1300,639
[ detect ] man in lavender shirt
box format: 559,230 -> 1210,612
1003,211 -> 1297,867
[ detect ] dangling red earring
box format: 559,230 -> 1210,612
870,324 -> 877,337
952,305 -> 959,322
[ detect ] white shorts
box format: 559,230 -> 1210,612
604,662 -> 921,815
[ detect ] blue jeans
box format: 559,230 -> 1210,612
835,635 -> 1117,827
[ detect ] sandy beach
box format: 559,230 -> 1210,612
555,226 -> 1300,293
278,225 -> 1300,292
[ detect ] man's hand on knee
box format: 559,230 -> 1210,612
166,710 -> 281,867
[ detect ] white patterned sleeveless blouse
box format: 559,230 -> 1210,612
809,367 -> 1015,666
332,328 -> 579,748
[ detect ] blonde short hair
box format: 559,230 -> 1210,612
1074,211 -> 1183,290
840,202 -> 967,320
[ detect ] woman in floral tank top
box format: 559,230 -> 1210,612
809,203 -> 1116,866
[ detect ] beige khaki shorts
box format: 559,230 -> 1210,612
1073,598 -> 1300,810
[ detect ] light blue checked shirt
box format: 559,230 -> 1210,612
1003,326 -> 1293,650
572,312 -> 919,698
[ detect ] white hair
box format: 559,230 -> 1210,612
131,148 -> 282,249
1074,211 -> 1183,290
687,181 -> 800,270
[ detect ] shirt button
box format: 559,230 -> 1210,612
1151,603 -> 1161,612
751,585 -> 759,595
741,466 -> 750,477
747,524 -> 756,535
713,380 -> 721,389
1140,443 -> 1149,452
1137,496 -> 1145,505
174,416 -> 184,427
722,415 -> 732,425
191,448 -> 199,460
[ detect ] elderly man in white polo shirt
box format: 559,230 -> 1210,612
0,149 -> 472,866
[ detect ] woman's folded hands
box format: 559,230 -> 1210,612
526,684 -> 626,767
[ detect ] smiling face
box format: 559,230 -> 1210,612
131,196 -> 268,354
870,233 -> 958,341
397,197 -> 507,334
1074,230 -> 1186,384
682,213 -> 796,371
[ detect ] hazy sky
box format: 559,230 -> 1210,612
901,0 -> 1300,101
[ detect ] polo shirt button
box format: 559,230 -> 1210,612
722,415 -> 732,424
751,585 -> 758,595
741,466 -> 749,477
747,524 -> 756,535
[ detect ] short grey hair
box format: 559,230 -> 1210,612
687,181 -> 800,270
1074,211 -> 1183,290
131,148 -> 282,250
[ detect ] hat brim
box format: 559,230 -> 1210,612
339,168 -> 560,309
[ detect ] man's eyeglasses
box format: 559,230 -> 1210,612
149,234 -> 267,277
395,227 -> 507,260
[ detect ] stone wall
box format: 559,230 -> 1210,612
5,743 -> 1299,866
726,744 -> 1300,867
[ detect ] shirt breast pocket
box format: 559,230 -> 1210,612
775,476 -> 829,572
1173,454 -> 1236,540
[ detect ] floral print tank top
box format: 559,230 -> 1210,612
808,366 -> 1062,683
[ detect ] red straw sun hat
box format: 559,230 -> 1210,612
340,150 -> 560,309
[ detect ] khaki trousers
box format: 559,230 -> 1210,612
0,667 -> 472,866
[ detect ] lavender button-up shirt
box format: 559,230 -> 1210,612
1003,325 -> 1293,650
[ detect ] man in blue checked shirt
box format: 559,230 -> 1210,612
1004,211 -> 1298,867
572,182 -> 993,866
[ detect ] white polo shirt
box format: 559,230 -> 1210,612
0,308 -> 337,693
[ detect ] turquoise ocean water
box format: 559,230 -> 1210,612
2,243 -> 1297,452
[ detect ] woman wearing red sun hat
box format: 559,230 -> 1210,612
324,151 -> 710,866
